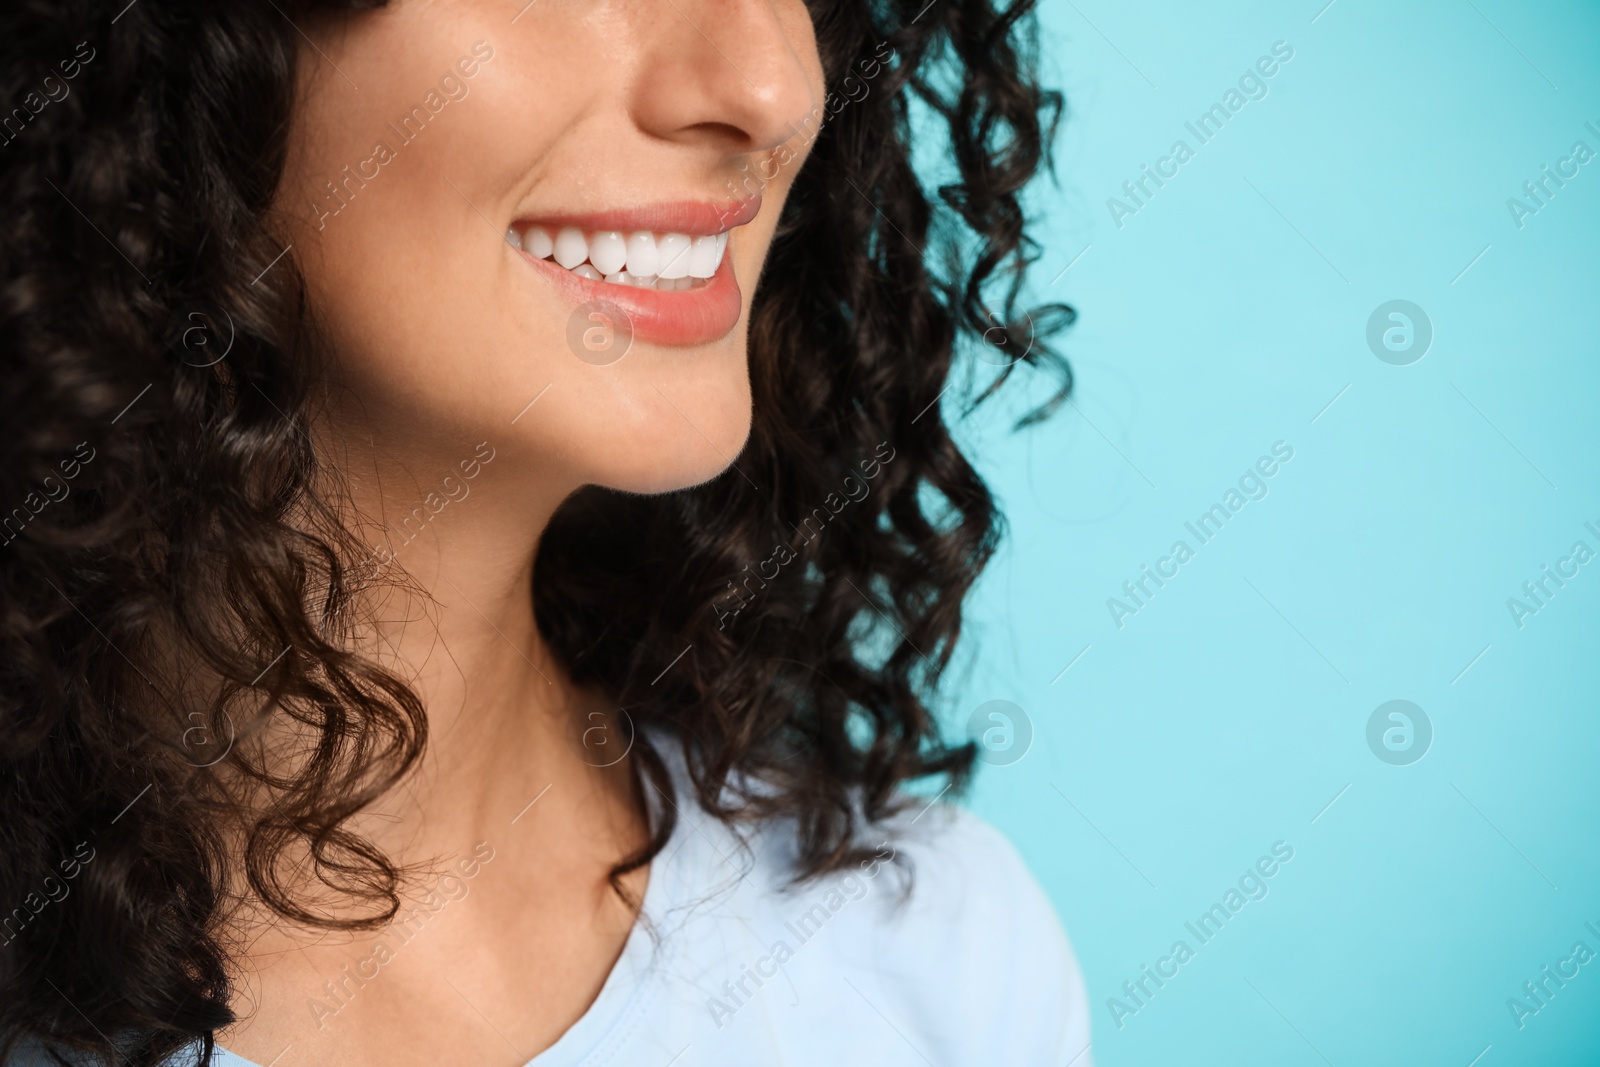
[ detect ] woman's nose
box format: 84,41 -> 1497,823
625,0 -> 821,155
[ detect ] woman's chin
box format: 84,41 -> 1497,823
598,443 -> 752,496
583,409 -> 754,496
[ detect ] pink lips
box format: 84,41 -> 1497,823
513,196 -> 759,348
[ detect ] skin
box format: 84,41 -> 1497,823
219,2 -> 823,1064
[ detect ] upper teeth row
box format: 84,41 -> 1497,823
508,224 -> 728,281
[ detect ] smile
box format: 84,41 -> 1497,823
507,224 -> 728,291
508,197 -> 760,347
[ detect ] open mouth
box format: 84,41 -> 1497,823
507,197 -> 760,347
507,224 -> 728,292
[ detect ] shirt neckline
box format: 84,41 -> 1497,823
520,772 -> 689,1067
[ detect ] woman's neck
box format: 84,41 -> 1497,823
216,416 -> 654,1063
242,410 -> 650,925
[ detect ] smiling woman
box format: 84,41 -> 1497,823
0,1 -> 1083,1065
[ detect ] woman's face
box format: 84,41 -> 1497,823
279,1 -> 823,494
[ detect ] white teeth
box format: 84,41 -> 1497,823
624,232 -> 660,277
656,233 -> 692,280
552,227 -> 589,270
589,231 -> 628,275
515,223 -> 730,289
524,225 -> 554,259
687,235 -> 718,279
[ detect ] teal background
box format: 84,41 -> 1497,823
948,1 -> 1600,1064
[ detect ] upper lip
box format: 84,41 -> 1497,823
507,195 -> 761,237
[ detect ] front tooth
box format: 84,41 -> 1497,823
631,274 -> 657,289
553,227 -> 589,269
604,270 -> 633,286
625,232 -> 660,277
523,225 -> 554,259
571,263 -> 604,280
687,235 -> 718,278
712,231 -> 728,271
588,231 -> 627,275
656,233 -> 691,279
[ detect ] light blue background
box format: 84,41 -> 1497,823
949,1 -> 1600,1064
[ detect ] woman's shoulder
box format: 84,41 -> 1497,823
673,791 -> 1094,1065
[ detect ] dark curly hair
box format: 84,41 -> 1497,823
0,0 -> 1070,1062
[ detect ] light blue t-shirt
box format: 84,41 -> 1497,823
30,757 -> 1093,1067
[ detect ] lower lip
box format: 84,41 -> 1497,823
517,248 -> 743,347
